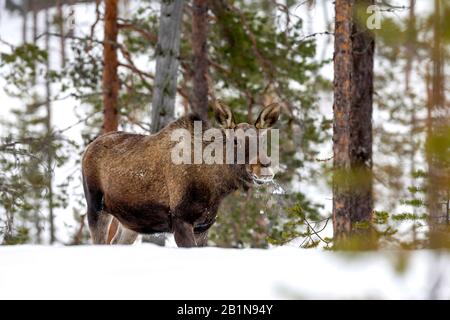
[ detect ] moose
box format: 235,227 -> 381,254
82,101 -> 280,247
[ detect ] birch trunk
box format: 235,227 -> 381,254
150,0 -> 184,133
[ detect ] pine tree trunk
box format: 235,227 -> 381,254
101,0 -> 120,243
45,9 -> 56,244
150,0 -> 184,133
428,0 -> 449,247
333,0 -> 375,249
102,0 -> 119,133
191,0 -> 209,120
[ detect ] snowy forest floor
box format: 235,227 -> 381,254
1,246 -> 449,299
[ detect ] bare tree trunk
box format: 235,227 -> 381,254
32,1 -> 38,42
28,1 -> 41,242
22,1 -> 28,43
320,0 -> 332,61
405,0 -> 415,92
405,0 -> 417,242
350,1 -> 374,234
150,0 -> 184,133
333,0 -> 353,243
428,0 -> 449,247
333,0 -> 375,249
45,9 -> 56,244
102,0 -> 120,243
191,0 -> 209,120
56,0 -> 66,68
31,1 -> 38,84
102,0 -> 120,133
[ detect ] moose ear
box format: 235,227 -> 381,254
255,103 -> 281,129
214,100 -> 236,129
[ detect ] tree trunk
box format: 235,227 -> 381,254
31,1 -> 38,85
22,1 -> 28,43
102,0 -> 120,133
405,0 -> 417,242
56,0 -> 66,68
405,0 -> 415,92
191,0 -> 209,120
45,9 -> 56,244
333,0 -> 375,249
31,1 -> 38,42
102,0 -> 120,243
150,0 -> 184,133
428,0 -> 449,247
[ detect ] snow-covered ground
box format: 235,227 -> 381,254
0,245 -> 449,299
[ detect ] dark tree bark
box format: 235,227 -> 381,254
191,0 -> 209,120
333,0 -> 375,249
102,0 -> 119,133
150,0 -> 184,133
102,0 -> 120,243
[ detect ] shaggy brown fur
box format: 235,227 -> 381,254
82,102 -> 280,247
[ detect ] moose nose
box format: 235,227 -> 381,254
259,167 -> 274,180
252,166 -> 274,185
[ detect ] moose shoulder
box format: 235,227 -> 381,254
82,101 -> 280,247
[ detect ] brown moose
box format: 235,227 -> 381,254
81,101 -> 280,247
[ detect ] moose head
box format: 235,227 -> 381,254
213,100 -> 281,185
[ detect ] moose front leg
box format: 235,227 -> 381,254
172,218 -> 197,248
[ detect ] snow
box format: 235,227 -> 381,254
0,245 -> 449,299
1,2 -> 447,301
